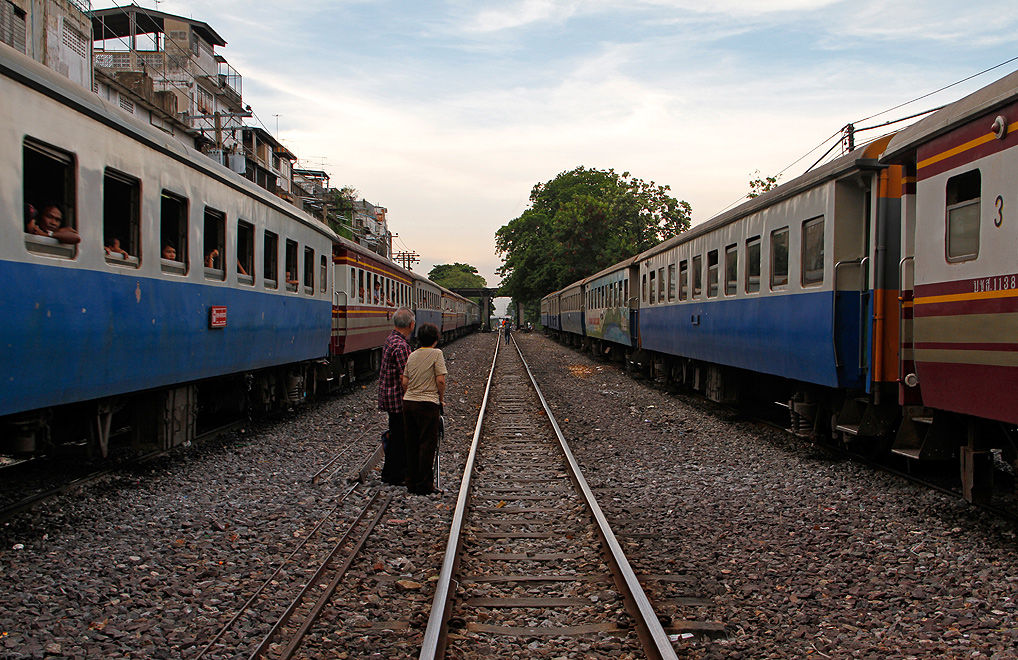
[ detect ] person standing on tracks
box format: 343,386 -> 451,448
378,307 -> 415,486
400,322 -> 447,495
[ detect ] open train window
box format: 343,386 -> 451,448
203,208 -> 225,280
303,246 -> 315,293
103,169 -> 141,267
668,265 -> 676,301
707,250 -> 719,298
23,139 -> 77,258
359,270 -> 366,302
285,239 -> 298,292
679,260 -> 688,301
770,227 -> 789,289
642,273 -> 648,303
160,191 -> 188,275
745,237 -> 761,293
657,267 -> 665,302
237,221 -> 254,284
801,217 -> 824,286
725,244 -> 738,296
946,170 -> 980,262
264,230 -> 278,289
649,269 -> 657,304
320,255 -> 328,293
692,255 -> 702,298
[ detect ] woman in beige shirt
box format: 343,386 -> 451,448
400,323 -> 447,495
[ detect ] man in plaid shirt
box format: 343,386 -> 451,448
378,307 -> 415,485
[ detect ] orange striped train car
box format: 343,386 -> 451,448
331,237 -> 413,378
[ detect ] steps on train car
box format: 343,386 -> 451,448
890,410 -> 963,461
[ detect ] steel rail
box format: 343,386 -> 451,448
418,333 -> 502,659
276,491 -> 393,660
192,481 -> 360,660
309,428 -> 370,483
247,489 -> 391,660
514,342 -> 679,660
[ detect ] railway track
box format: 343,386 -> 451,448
420,336 -> 701,659
192,444 -> 390,660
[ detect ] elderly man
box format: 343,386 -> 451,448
378,307 -> 415,485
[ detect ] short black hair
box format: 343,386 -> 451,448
417,322 -> 440,347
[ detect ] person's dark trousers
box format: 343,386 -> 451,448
380,411 -> 407,485
403,400 -> 441,493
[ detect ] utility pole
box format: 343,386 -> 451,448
394,251 -> 420,271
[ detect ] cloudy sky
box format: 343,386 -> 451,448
93,0 -> 1018,289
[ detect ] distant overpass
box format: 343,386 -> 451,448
450,287 -> 504,332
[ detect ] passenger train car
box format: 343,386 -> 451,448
0,45 -> 477,460
542,68 -> 1018,501
882,69 -> 1018,500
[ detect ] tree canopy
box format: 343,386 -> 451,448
428,263 -> 486,289
747,170 -> 780,199
495,166 -> 691,307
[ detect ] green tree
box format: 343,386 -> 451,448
747,170 -> 780,199
495,166 -> 691,308
428,263 -> 486,289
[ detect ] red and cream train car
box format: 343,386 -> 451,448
883,70 -> 1018,499
331,237 -> 413,376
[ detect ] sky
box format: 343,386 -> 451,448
92,0 -> 1018,294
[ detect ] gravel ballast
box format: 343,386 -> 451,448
1,331 -> 1016,659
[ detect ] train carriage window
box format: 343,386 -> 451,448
237,221 -> 254,284
204,208 -> 226,280
668,265 -> 676,301
320,255 -> 328,293
103,169 -> 141,267
679,260 -> 688,301
358,270 -> 365,302
284,239 -> 298,292
303,246 -> 315,293
642,273 -> 648,303
725,244 -> 738,296
23,139 -> 77,259
160,191 -> 188,275
649,270 -> 657,304
707,250 -> 719,298
746,237 -> 761,293
692,255 -> 702,298
264,230 -> 278,288
657,267 -> 665,302
770,227 -> 789,289
946,170 -> 981,261
801,217 -> 825,286
350,269 -> 357,301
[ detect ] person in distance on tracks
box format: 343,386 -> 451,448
400,322 -> 447,495
378,306 -> 415,486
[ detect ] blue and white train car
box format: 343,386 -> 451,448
635,136 -> 897,407
540,290 -> 561,333
412,273 -> 444,336
558,279 -> 586,345
582,257 -> 640,360
1,47 -> 335,455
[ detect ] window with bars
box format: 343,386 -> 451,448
1,1 -> 27,54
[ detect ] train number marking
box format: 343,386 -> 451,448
995,195 -> 1004,227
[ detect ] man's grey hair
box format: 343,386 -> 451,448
393,307 -> 415,328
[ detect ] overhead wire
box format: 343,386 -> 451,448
708,56 -> 1018,220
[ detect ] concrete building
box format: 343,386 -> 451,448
91,5 -> 248,166
2,0 -> 92,87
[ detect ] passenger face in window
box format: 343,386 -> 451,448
162,244 -> 177,260
38,205 -> 63,233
